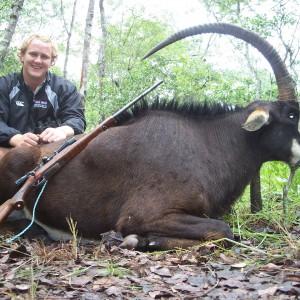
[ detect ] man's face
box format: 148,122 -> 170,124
20,38 -> 53,83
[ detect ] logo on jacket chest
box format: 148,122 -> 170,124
16,100 -> 25,107
34,100 -> 48,109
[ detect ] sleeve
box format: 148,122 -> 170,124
0,77 -> 21,146
57,80 -> 86,135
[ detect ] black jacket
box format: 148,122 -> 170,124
0,71 -> 86,146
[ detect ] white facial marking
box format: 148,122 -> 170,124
290,139 -> 300,165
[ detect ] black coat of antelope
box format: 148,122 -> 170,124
0,23 -> 299,250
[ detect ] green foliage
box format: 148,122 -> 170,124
227,161 -> 300,247
0,0 -> 15,24
0,47 -> 20,76
200,0 -> 300,87
84,17 -> 173,128
261,162 -> 300,203
17,0 -> 64,37
84,15 -> 280,129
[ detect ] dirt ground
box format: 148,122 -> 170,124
0,230 -> 299,300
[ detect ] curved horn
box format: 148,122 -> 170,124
142,23 -> 297,101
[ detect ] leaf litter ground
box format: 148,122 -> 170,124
0,224 -> 299,300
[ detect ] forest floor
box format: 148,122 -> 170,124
0,222 -> 299,300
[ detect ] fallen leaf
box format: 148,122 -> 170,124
93,277 -> 118,287
39,277 -> 56,286
105,286 -> 122,297
187,275 -> 208,287
173,282 -> 200,293
261,263 -> 282,271
278,283 -> 300,297
218,269 -> 242,280
149,290 -> 162,298
0,254 -> 10,263
284,273 -> 300,283
230,262 -> 247,269
69,275 -> 91,286
258,286 -> 277,296
4,282 -> 15,289
4,271 -> 15,280
220,253 -> 236,264
164,273 -> 188,284
15,284 -> 30,291
181,252 -> 198,263
220,278 -> 244,289
150,266 -> 172,277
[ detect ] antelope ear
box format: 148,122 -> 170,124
242,108 -> 270,131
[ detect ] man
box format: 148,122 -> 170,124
0,34 -> 86,147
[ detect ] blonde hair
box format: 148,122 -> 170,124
17,34 -> 58,65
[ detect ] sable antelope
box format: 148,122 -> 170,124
0,23 -> 299,250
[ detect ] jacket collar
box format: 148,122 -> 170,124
18,69 -> 50,92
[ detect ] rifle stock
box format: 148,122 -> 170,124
0,175 -> 36,223
0,80 -> 163,225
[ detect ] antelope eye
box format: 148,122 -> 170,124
288,112 -> 296,120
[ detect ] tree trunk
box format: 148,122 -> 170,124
250,171 -> 262,213
80,0 -> 96,104
98,0 -> 108,98
62,0 -> 78,78
0,0 -> 25,69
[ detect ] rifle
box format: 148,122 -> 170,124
15,137 -> 77,187
0,80 -> 163,224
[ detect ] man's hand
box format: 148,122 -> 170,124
39,126 -> 74,143
9,126 -> 75,146
9,133 -> 40,147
